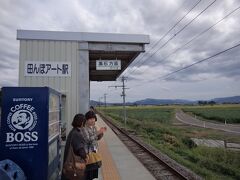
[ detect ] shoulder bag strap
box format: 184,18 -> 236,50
69,130 -> 77,170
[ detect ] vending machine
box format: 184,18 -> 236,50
0,87 -> 62,180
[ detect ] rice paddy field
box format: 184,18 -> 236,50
98,105 -> 240,180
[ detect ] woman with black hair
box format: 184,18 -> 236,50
83,111 -> 107,180
62,114 -> 87,180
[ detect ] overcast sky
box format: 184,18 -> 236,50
0,0 -> 240,102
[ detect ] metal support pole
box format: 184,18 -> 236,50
104,93 -> 107,108
99,97 -> 102,108
108,76 -> 129,128
122,77 -> 127,127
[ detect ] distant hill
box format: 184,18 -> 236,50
134,98 -> 195,105
91,98 -> 196,106
91,95 -> 240,106
90,100 -> 101,107
211,96 -> 240,104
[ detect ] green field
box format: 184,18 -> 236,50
182,105 -> 240,124
102,106 -> 174,123
99,106 -> 240,180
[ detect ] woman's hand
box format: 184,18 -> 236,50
99,127 -> 107,133
97,127 -> 107,140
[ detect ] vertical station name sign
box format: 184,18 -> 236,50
24,61 -> 71,76
96,60 -> 121,70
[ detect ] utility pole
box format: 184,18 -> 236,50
104,93 -> 107,108
109,76 -> 128,127
98,97 -> 103,108
121,76 -> 127,127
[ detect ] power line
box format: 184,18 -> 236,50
136,5 -> 240,77
159,42 -> 240,80
123,0 -> 202,76
143,0 -> 190,51
129,41 -> 240,88
125,0 -> 217,77
127,0 -> 217,77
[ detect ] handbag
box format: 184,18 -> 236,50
62,138 -> 86,179
86,152 -> 102,170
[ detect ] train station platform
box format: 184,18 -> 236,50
96,114 -> 155,180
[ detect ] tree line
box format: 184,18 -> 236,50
198,100 -> 216,105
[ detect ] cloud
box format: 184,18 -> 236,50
126,0 -> 240,84
0,0 -> 239,101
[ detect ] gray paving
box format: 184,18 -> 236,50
96,115 -> 156,180
176,110 -> 240,134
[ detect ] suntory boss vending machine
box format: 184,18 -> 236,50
0,87 -> 62,180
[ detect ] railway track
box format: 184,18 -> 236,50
97,111 -> 202,180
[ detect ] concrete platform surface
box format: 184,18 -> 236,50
96,114 -> 155,180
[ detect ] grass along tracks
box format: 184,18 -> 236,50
97,110 -> 201,180
98,105 -> 240,180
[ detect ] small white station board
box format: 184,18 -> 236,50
96,60 -> 121,70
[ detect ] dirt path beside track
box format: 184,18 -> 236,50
175,110 -> 240,134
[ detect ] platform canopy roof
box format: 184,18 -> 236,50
17,30 -> 150,81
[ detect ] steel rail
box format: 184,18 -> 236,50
97,110 -> 201,180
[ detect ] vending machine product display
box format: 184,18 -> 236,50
0,87 -> 62,180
